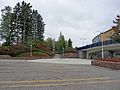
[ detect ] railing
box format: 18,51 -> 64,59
77,40 -> 118,50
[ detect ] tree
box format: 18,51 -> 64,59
36,14 -> 45,41
0,1 -> 45,45
55,32 -> 66,54
0,6 -> 14,45
20,1 -> 32,44
31,10 -> 38,42
67,38 -> 72,48
46,38 -> 53,51
13,2 -> 21,43
111,15 -> 120,42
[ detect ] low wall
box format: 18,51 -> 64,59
60,53 -> 79,58
0,55 -> 53,60
91,60 -> 120,70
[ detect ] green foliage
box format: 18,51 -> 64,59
0,1 -> 45,45
0,6 -> 14,45
52,32 -> 74,54
64,46 -> 76,53
111,15 -> 120,42
0,42 -> 54,57
18,51 -> 48,57
55,32 -> 66,54
67,38 -> 72,48
0,44 -> 29,57
45,38 -> 53,51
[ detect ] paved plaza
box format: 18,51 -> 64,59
0,59 -> 119,90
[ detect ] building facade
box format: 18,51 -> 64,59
92,26 -> 117,43
92,35 -> 100,43
78,26 -> 119,59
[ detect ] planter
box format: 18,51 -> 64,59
92,60 -> 120,70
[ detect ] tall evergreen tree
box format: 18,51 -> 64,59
13,2 -> 21,43
20,1 -> 32,44
0,6 -> 13,45
31,10 -> 38,42
68,38 -> 72,48
56,32 -> 66,53
36,14 -> 45,41
46,38 -> 53,51
0,1 -> 45,45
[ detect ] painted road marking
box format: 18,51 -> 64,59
0,77 -> 109,84
1,80 -> 120,88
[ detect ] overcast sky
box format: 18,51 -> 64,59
0,0 -> 120,47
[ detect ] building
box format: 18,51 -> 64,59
92,34 -> 100,43
78,26 -> 118,59
100,26 -> 117,42
92,26 -> 117,43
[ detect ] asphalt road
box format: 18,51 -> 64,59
0,59 -> 120,90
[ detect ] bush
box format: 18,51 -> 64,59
0,46 -> 10,55
32,42 -> 50,51
64,47 -> 76,53
0,44 -> 29,57
18,51 -> 49,57
0,42 -> 54,57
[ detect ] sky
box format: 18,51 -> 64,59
0,0 -> 120,47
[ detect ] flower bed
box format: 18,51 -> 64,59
96,58 -> 120,62
93,58 -> 120,70
91,60 -> 120,70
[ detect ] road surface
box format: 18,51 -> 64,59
0,58 -> 119,90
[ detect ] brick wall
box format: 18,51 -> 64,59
91,60 -> 120,70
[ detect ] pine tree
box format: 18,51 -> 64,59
13,2 -> 21,43
36,14 -> 45,41
0,1 -> 45,45
31,10 -> 38,42
20,1 -> 32,44
0,6 -> 13,45
68,38 -> 72,48
46,38 -> 53,51
56,32 -> 66,54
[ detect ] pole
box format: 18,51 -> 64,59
63,47 -> 64,56
101,33 -> 104,58
30,44 -> 32,56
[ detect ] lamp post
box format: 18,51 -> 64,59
101,33 -> 104,58
97,31 -> 104,59
80,38 -> 87,46
63,47 -> 64,56
30,44 -> 32,56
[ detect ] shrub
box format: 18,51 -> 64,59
0,44 -> 29,57
18,51 -> 49,57
0,42 -> 54,57
64,47 -> 76,53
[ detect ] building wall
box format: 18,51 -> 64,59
92,26 -> 117,43
100,27 -> 116,42
92,35 -> 100,43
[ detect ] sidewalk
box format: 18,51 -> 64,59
28,58 -> 91,65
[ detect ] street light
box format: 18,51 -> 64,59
101,33 -> 104,58
63,47 -> 64,56
97,31 -> 104,58
80,38 -> 87,46
30,44 -> 32,56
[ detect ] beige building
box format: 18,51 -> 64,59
100,26 -> 117,42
